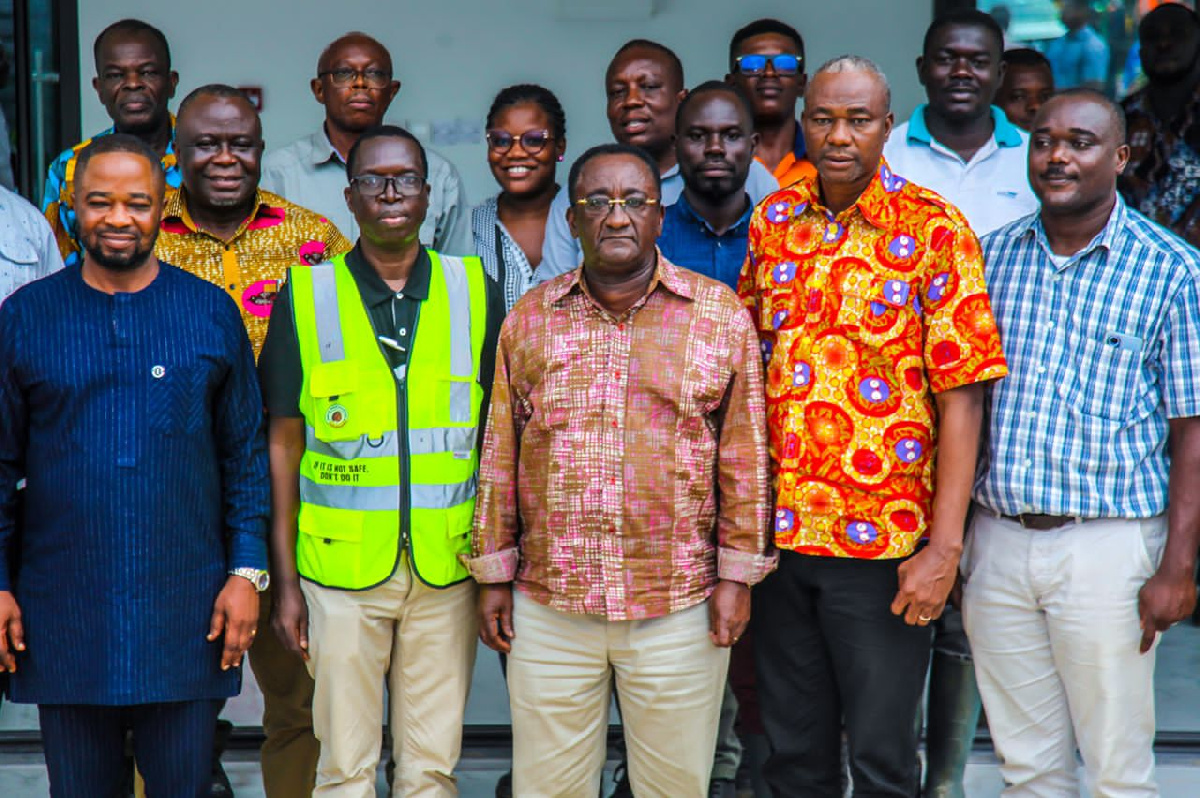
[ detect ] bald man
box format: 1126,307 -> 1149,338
740,56 -> 1005,797
262,31 -> 468,253
970,89 -> 1200,798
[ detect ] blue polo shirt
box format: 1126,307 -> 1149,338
657,194 -> 754,291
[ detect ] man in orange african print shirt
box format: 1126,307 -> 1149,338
154,84 -> 350,798
738,56 -> 1006,797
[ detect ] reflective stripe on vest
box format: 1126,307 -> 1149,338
291,250 -> 487,590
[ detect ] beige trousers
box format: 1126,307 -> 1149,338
301,556 -> 477,798
508,592 -> 730,798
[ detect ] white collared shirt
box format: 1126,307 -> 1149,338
0,186 -> 62,303
884,105 -> 1038,238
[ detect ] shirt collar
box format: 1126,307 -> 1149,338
162,188 -> 285,238
673,192 -> 754,236
906,104 -> 1024,149
310,125 -> 346,166
545,249 -> 695,306
99,113 -> 178,158
1018,195 -> 1129,270
791,158 -> 908,230
344,243 -> 433,306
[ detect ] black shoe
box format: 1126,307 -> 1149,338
709,778 -> 736,798
210,760 -> 234,798
610,761 -> 633,797
496,770 -> 513,798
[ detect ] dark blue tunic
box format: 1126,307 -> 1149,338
0,263 -> 268,705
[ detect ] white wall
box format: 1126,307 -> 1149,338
78,0 -> 932,207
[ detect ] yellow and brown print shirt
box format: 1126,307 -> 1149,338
155,188 -> 351,356
738,160 -> 1007,560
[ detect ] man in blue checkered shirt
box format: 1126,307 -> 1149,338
966,88 -> 1200,798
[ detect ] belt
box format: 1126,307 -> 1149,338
979,506 -> 1085,531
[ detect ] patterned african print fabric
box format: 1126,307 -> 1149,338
738,160 -> 1007,560
1121,83 -> 1200,248
155,188 -> 351,357
467,253 -> 776,621
41,117 -> 182,270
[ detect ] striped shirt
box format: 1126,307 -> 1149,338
471,195 -> 540,313
975,197 -> 1200,518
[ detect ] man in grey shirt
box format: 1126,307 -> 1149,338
262,31 -> 468,254
0,186 -> 62,302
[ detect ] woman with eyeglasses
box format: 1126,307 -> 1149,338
472,84 -> 566,312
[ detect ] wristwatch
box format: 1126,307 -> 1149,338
229,567 -> 270,592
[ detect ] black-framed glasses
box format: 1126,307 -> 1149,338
318,68 -> 392,88
735,54 -> 802,76
574,196 -> 660,217
350,174 -> 425,197
486,129 -> 554,154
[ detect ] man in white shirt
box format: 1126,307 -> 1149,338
0,186 -> 62,302
262,32 -> 468,254
882,10 -> 1037,798
884,10 -> 1037,238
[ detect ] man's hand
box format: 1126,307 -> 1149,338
709,580 -> 751,647
271,580 -> 310,661
892,543 -> 961,626
1138,565 -> 1197,654
478,584 -> 515,653
208,576 -> 260,671
0,591 -> 24,673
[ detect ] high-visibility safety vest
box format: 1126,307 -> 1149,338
289,250 -> 487,590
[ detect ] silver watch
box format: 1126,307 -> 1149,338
229,567 -> 270,592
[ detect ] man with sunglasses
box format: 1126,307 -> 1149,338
539,39 -> 780,280
727,18 -> 817,189
263,32 -> 469,254
260,125 -> 502,797
470,142 -> 773,798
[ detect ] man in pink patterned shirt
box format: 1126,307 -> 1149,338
467,143 -> 774,798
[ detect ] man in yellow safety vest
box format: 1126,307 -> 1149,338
258,124 -> 502,797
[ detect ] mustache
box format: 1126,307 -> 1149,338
1039,167 -> 1075,180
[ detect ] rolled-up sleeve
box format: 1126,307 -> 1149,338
466,320 -> 526,583
714,303 -> 776,586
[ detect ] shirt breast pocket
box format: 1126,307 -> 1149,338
1056,327 -> 1153,423
148,363 -> 207,435
838,275 -> 918,342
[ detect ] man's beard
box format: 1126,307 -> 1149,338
81,229 -> 156,272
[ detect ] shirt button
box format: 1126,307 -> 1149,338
611,421 -> 618,428
1046,321 -> 1055,329
396,292 -> 405,299
1024,458 -> 1033,468
614,370 -> 621,379
617,323 -> 625,331
399,328 -> 407,337
1038,366 -> 1047,374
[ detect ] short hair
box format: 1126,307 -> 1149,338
567,143 -> 662,203
1140,2 -> 1200,35
729,18 -> 806,72
317,31 -> 392,76
1002,47 -> 1053,72
176,84 -> 257,124
485,84 -> 567,141
345,124 -> 428,181
610,39 -> 684,90
923,9 -> 1006,59
74,133 -> 165,189
94,18 -> 171,72
675,80 -> 755,130
1041,87 -> 1127,142
811,55 -> 892,110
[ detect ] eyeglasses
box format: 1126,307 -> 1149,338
318,68 -> 392,88
350,174 -> 425,197
735,54 -> 802,76
486,129 -> 554,154
574,196 -> 660,216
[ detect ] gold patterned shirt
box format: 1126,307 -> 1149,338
155,188 -> 351,356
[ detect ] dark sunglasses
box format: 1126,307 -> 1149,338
486,129 -> 554,154
735,53 -> 802,76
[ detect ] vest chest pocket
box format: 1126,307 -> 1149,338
309,360 -> 366,442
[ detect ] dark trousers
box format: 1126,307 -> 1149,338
39,699 -> 222,798
754,550 -> 932,798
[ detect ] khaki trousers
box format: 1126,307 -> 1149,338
302,556 -> 478,798
247,585 -> 319,798
508,593 -> 729,798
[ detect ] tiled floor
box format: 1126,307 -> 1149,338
2,625 -> 1200,795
